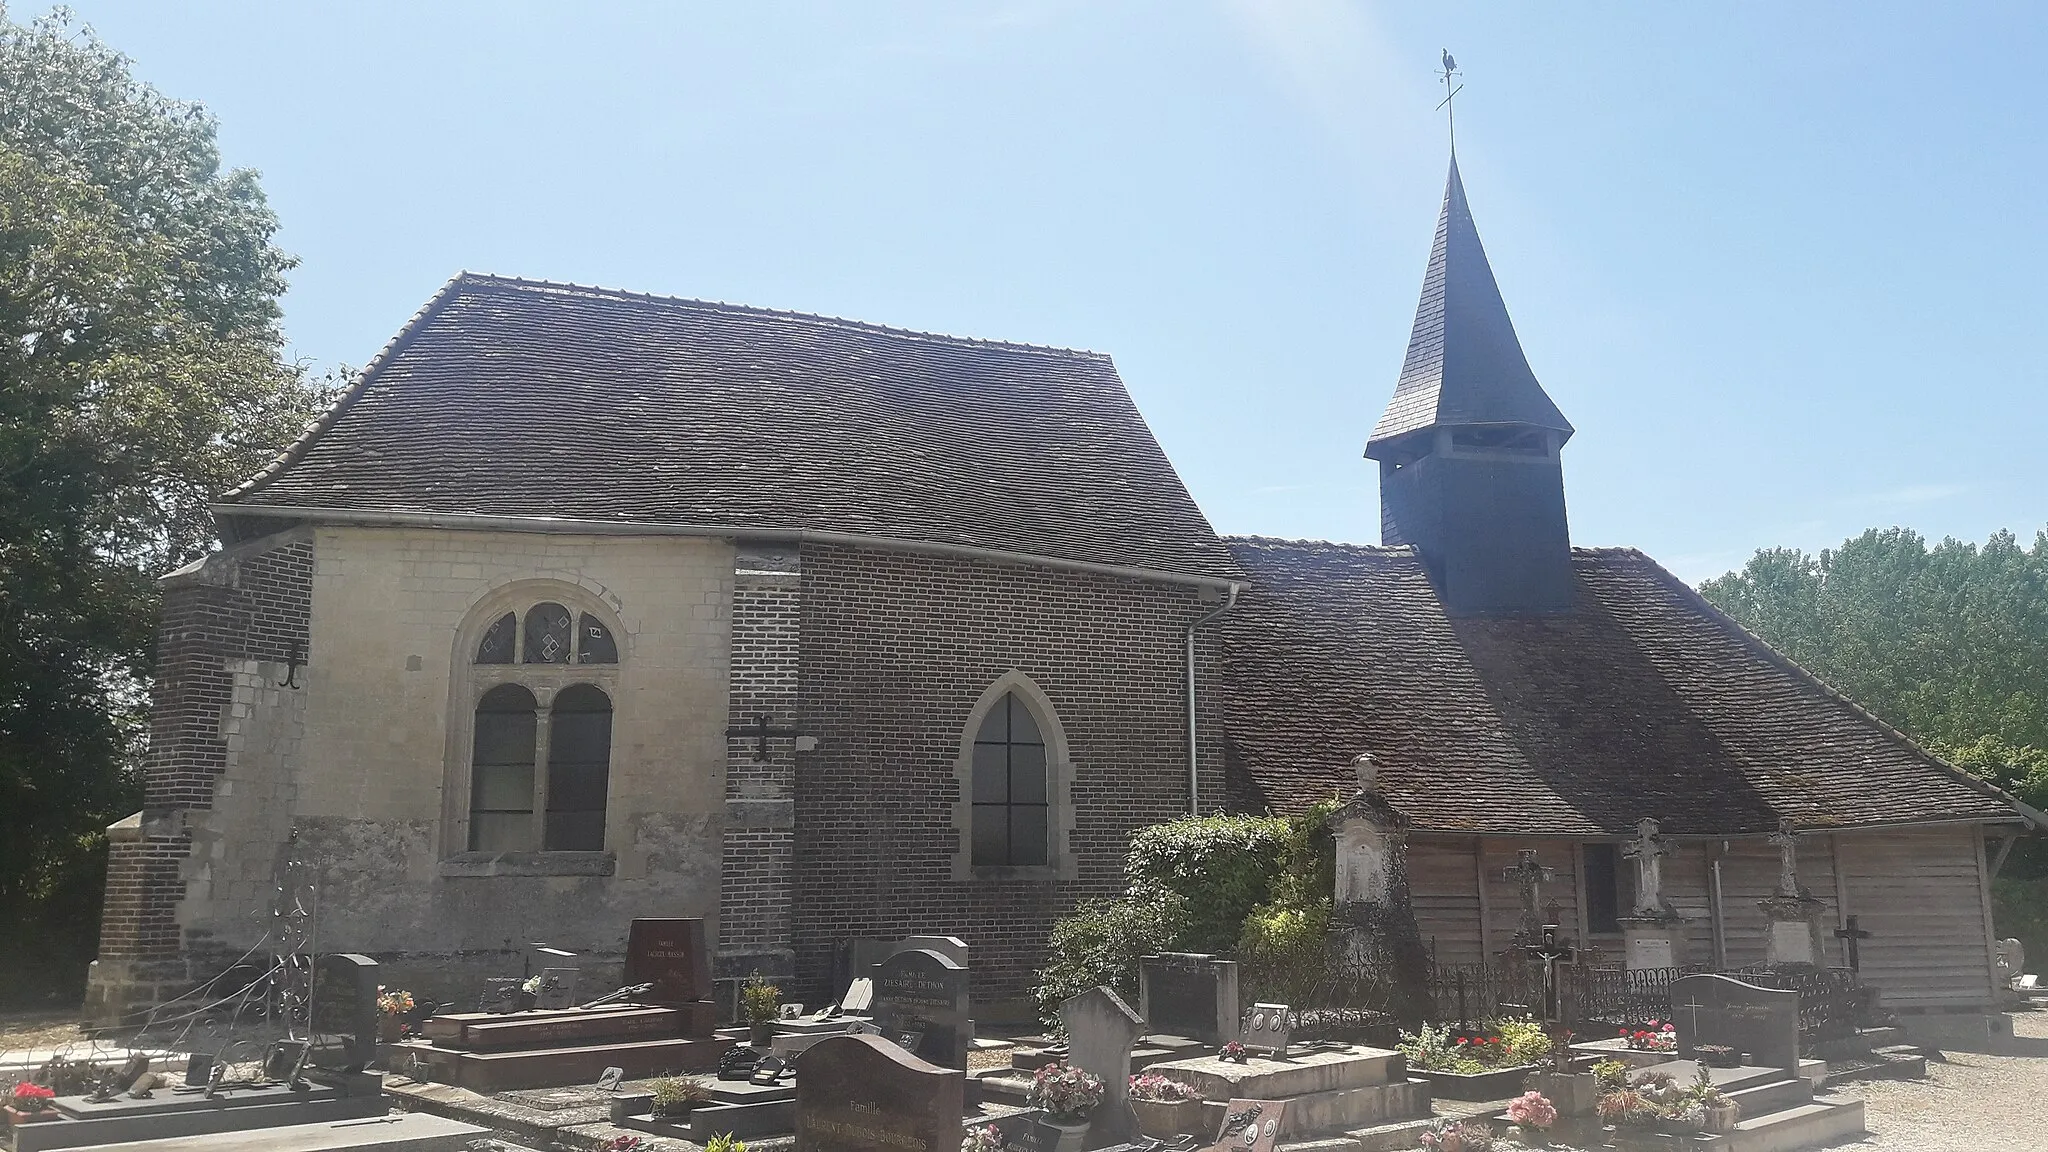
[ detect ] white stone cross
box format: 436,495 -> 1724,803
1767,817 -> 1801,897
1621,817 -> 1671,914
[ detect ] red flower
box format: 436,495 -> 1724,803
1455,1038 -> 1467,1045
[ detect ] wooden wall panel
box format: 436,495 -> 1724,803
1408,837 -> 1483,967
1837,825 -> 1997,1010
1715,839 -> 1842,970
1660,842 -> 1717,966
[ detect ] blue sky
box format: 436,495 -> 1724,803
54,1 -> 2048,582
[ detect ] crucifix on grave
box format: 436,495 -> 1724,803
1834,915 -> 1873,974
1616,817 -> 1686,971
724,713 -> 804,762
1755,817 -> 1827,969
1502,849 -> 1554,947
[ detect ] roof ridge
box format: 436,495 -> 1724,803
1636,552 -> 2044,828
222,271 -> 471,503
458,271 -> 1114,361
1225,534 -> 1418,554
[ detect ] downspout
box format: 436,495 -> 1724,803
1186,583 -> 1242,816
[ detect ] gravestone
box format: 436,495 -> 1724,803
1139,954 -> 1241,1045
534,967 -> 581,1012
1060,986 -> 1145,1147
871,948 -> 970,1070
307,953 -> 380,1073
481,977 -> 521,1013
625,918 -> 715,1008
1206,1099 -> 1287,1152
892,935 -> 970,970
795,1033 -> 963,1152
1241,1003 -> 1291,1057
1669,973 -> 1799,1072
985,1107 -> 1056,1152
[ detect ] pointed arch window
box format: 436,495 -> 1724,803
971,692 -> 1050,867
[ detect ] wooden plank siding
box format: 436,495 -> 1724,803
1717,839 -> 1843,970
1479,839 -> 1583,956
1836,825 -> 1999,1010
1408,836 -> 1485,966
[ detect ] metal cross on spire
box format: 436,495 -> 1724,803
1437,49 -> 1464,149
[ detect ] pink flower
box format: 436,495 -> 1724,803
1662,1023 -> 1675,1032
1506,1090 -> 1558,1129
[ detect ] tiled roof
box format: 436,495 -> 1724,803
224,274 -> 1239,583
1219,536 -> 2023,834
1366,156 -> 1573,458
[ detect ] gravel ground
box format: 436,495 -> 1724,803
1838,1011 -> 2048,1148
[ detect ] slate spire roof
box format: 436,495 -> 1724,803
219,273 -> 1240,584
1366,155 -> 1574,459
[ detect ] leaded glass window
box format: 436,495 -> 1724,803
546,685 -> 612,850
578,614 -> 618,664
470,684 -> 538,851
524,602 -> 574,664
476,612 -> 517,664
971,691 -> 1049,867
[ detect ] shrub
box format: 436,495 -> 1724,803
1125,815 -> 1295,952
1492,1017 -> 1553,1066
1034,894 -> 1190,1028
650,1076 -> 711,1116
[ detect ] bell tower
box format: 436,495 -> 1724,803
1366,155 -> 1576,614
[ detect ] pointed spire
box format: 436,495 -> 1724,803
1365,155 -> 1572,460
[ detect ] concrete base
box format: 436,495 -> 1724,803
1727,1096 -> 1866,1152
1894,1011 -> 2016,1049
32,1113 -> 490,1152
1147,1045 -> 1405,1100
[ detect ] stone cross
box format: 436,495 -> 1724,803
1833,916 -> 1873,972
1768,817 -> 1801,897
1502,849 -> 1554,944
1621,818 -> 1671,915
1352,752 -> 1378,791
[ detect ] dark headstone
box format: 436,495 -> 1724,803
308,953 -> 380,1073
871,948 -> 970,1070
182,1054 -> 213,1089
986,1108 -> 1056,1152
1206,1100 -> 1287,1152
481,977 -> 521,1013
892,935 -> 970,970
624,917 -> 714,1008
794,1033 -> 963,1152
1241,1002 -> 1291,1057
1670,973 -> 1800,1072
534,967 -> 580,1012
1060,987 -> 1145,1147
1140,954 -> 1241,1045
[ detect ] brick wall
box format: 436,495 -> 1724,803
790,543 -> 1227,1010
719,546 -> 801,998
88,530 -> 315,1019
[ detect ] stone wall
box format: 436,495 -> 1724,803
93,525 -> 734,1016
790,543 -> 1227,1014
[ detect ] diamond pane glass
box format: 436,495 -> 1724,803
524,603 -> 574,664
476,612 -> 516,664
577,614 -> 618,664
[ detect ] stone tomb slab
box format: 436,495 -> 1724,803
1140,954 -> 1241,1046
32,1111 -> 491,1152
872,948 -> 971,1071
1146,1045 -> 1404,1102
796,1034 -> 964,1152
1670,973 -> 1800,1072
624,917 -> 714,1008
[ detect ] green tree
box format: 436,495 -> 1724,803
0,6 -> 330,1002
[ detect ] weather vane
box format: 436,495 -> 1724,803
1437,49 -> 1463,149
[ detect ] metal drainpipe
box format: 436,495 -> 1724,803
1185,583 -> 1242,816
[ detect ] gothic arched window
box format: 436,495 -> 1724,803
457,589 -> 622,856
971,691 -> 1050,867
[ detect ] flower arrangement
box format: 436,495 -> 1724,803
603,1136 -> 646,1151
1399,1019 -> 1550,1074
1595,1067 -> 1724,1132
1505,1091 -> 1557,1131
1418,1118 -> 1494,1152
521,974 -> 544,996
1128,1073 -> 1201,1103
1694,1043 -> 1738,1067
1219,1041 -> 1248,1064
1028,1061 -> 1105,1122
963,1123 -> 1006,1152
377,988 -> 415,1016
9,1083 -> 56,1114
740,972 -> 782,1025
1618,1020 -> 1677,1052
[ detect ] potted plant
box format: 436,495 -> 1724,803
1128,1072 -> 1204,1138
649,1076 -> 713,1119
377,987 -> 415,1042
1027,1061 -> 1104,1152
962,1123 -> 1006,1152
6,1083 -> 58,1125
1692,1066 -> 1740,1134
1694,1044 -> 1739,1068
741,972 -> 782,1046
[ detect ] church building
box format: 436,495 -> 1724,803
87,155 -> 2038,1024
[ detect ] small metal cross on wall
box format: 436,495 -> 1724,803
725,713 -> 802,762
